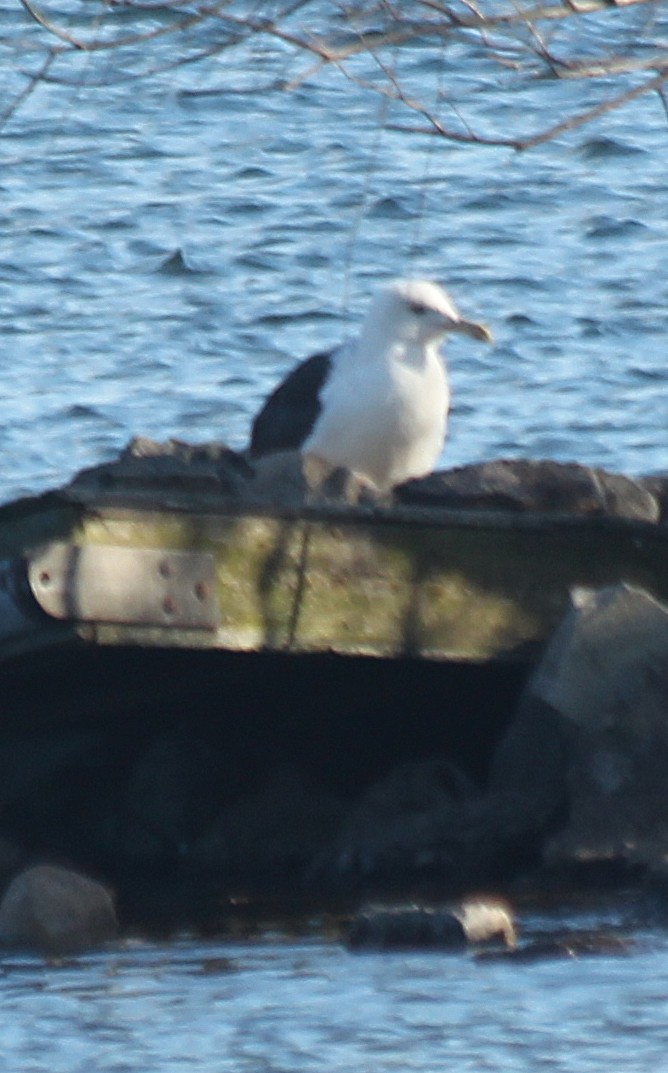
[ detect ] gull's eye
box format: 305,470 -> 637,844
408,300 -> 429,315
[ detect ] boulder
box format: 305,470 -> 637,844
247,450 -> 309,506
641,474 -> 668,524
346,896 -> 516,950
397,459 -> 660,522
190,765 -> 344,881
0,865 -> 118,955
67,436 -> 254,500
311,758 -> 477,888
491,583 -> 668,876
117,734 -> 210,868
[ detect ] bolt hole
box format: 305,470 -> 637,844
39,571 -> 51,587
194,581 -> 208,602
158,561 -> 171,579
163,596 -> 177,617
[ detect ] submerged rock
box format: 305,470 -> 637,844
477,931 -> 633,962
346,896 -> 516,950
0,864 -> 118,955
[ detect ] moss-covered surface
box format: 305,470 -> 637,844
66,504 -> 668,661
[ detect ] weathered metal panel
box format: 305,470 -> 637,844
28,543 -> 219,630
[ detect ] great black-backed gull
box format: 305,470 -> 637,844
249,279 -> 492,494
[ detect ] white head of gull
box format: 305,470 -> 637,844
250,278 -> 492,496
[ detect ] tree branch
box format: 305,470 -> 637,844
4,0 -> 667,148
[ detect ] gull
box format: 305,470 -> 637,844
249,279 -> 492,495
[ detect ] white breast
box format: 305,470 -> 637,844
302,342 -> 449,491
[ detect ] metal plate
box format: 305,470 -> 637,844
28,543 -> 219,630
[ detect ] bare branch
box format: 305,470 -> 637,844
3,0 -> 667,148
0,48 -> 57,129
517,66 -> 668,149
19,0 -> 87,49
390,64 -> 668,150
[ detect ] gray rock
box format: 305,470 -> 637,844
312,758 -> 476,886
246,450 -> 308,507
0,864 -> 118,955
190,765 -> 344,880
117,734 -> 209,867
641,474 -> 668,524
492,583 -> 668,875
397,459 -> 660,522
67,436 -> 254,500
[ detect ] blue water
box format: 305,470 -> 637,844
3,920 -> 668,1073
1,1 -> 667,507
2,2 -> 668,1067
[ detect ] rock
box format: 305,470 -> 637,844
116,734 -> 211,868
311,758 -> 477,888
492,583 -> 668,876
67,437 -> 254,500
396,459 -> 660,522
456,896 -> 517,947
247,450 -> 308,507
641,474 -> 668,524
478,931 -> 633,963
0,865 -> 118,955
346,896 -> 516,950
190,765 -> 344,882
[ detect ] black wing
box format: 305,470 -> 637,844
249,351 -> 332,458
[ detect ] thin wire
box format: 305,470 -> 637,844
340,89 -> 391,317
408,38 -> 449,269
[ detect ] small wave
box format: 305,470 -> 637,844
368,196 -> 415,221
578,136 -> 645,161
153,249 -> 209,276
577,317 -> 604,338
585,216 -> 647,240
60,404 -> 102,421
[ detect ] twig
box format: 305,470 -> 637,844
516,65 -> 668,148
4,0 -> 668,150
390,64 -> 668,149
0,49 -> 57,128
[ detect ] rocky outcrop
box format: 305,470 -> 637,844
68,436 -> 254,500
0,864 -> 118,955
310,758 -> 477,889
642,474 -> 668,523
67,441 -> 665,525
190,766 -> 345,881
492,583 -> 668,877
397,459 -> 661,522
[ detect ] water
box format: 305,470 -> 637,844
1,2 -> 667,505
3,919 -> 668,1073
2,2 -> 668,1067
